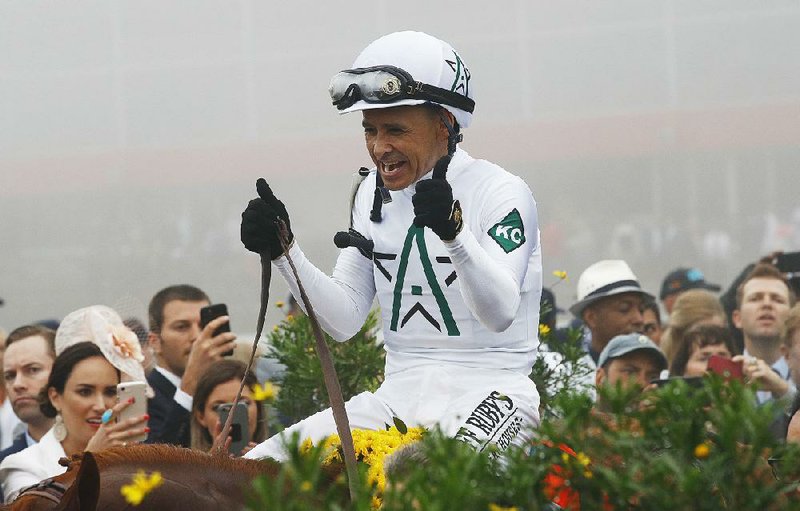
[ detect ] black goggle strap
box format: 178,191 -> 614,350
333,65 -> 474,114
370,170 -> 392,223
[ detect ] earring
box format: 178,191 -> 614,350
53,413 -> 67,442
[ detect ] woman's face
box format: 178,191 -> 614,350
196,378 -> 258,441
684,342 -> 733,378
49,356 -> 119,448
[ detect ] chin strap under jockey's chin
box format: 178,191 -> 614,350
370,109 -> 461,223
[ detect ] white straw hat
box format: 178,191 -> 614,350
569,260 -> 653,317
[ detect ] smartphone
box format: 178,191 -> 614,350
200,303 -> 233,357
116,381 -> 148,442
775,251 -> 800,274
707,355 -> 744,381
217,401 -> 249,456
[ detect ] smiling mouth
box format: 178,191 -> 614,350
380,161 -> 406,174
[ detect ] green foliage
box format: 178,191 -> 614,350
268,309 -> 385,426
250,318 -> 800,509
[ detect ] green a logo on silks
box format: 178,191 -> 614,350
488,209 -> 526,253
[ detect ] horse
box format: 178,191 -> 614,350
1,444 -> 300,511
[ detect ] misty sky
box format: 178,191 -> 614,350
1,0 -> 799,334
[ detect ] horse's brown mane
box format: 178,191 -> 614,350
73,444 -> 277,478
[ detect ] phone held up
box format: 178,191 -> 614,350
706,355 -> 744,381
217,401 -> 249,456
200,303 -> 233,357
116,381 -> 148,442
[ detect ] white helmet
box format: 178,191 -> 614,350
329,31 -> 475,129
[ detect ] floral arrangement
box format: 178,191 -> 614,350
308,424 -> 425,492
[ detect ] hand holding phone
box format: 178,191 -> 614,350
117,381 -> 149,442
200,303 -> 233,357
707,355 -> 744,381
217,401 -> 249,456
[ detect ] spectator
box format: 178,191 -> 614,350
0,338 -> 148,501
659,289 -> 727,364
0,336 -> 22,451
594,333 -> 668,413
641,298 -> 663,346
731,264 -> 796,405
669,324 -> 738,378
782,304 -> 800,388
570,260 -> 652,367
659,267 -> 721,315
190,360 -> 267,456
146,285 -> 236,447
0,326 -> 56,465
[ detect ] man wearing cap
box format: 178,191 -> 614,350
660,267 -> 721,315
594,333 -> 668,412
241,31 -> 542,460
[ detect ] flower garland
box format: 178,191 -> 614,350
306,426 -> 425,492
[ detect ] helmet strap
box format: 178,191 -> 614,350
438,109 -> 462,156
370,171 -> 392,223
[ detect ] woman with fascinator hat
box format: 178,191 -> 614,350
0,306 -> 150,502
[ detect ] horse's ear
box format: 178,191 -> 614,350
54,452 -> 99,511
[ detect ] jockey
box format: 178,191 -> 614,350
241,31 -> 543,460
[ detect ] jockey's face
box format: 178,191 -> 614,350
195,378 -> 258,452
49,356 -> 118,451
151,299 -> 209,376
362,105 -> 450,191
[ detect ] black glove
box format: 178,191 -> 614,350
240,178 -> 293,259
412,155 -> 463,241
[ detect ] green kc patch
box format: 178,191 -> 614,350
488,208 -> 526,253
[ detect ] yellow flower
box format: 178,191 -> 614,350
251,382 -> 277,402
276,301 -> 285,308
272,325 -> 279,332
694,442 -> 711,459
120,470 -> 163,506
538,324 -> 551,337
552,270 -> 568,280
488,504 -> 518,511
312,426 -> 425,493
299,480 -> 312,492
575,452 -> 591,467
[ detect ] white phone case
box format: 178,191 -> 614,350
116,381 -> 148,442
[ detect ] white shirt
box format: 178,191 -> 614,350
0,398 -> 22,451
0,428 -> 66,502
154,366 -> 193,412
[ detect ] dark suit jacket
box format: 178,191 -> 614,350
0,433 -> 29,465
145,370 -> 191,447
0,433 -> 29,502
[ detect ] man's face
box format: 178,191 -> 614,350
151,299 -> 208,377
583,292 -> 645,349
641,308 -> 663,345
733,277 -> 791,344
362,106 -> 448,191
596,351 -> 663,389
3,336 -> 54,423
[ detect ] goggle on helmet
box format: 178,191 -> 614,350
329,65 -> 475,116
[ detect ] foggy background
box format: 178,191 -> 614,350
2,1 -> 799,336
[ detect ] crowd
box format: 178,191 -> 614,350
0,27 -> 798,507
541,255 -> 800,440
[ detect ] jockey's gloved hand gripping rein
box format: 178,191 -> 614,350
241,178 -> 293,259
412,154 -> 463,241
